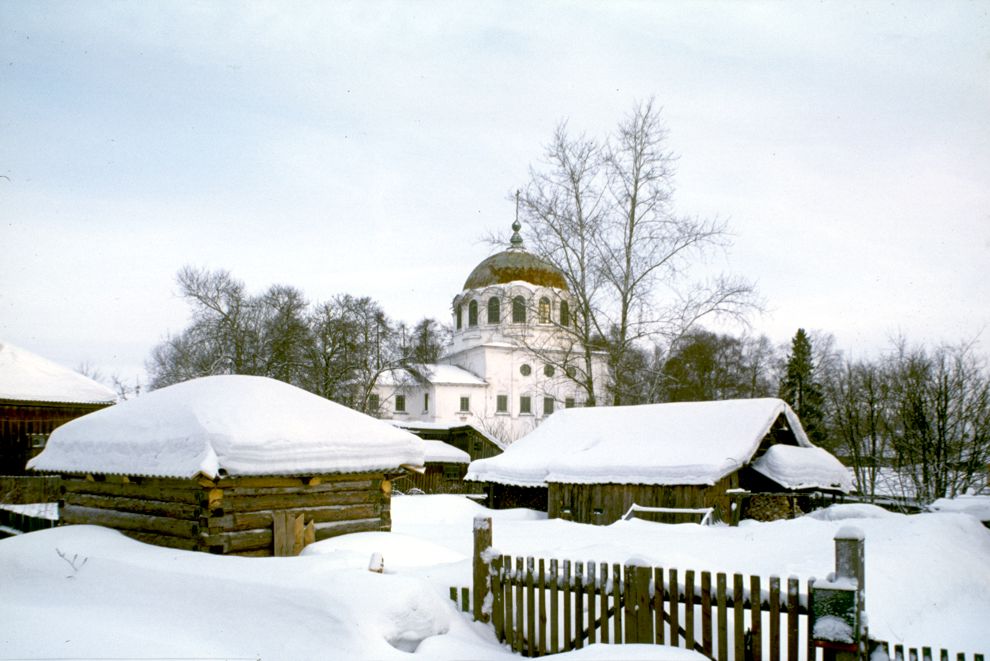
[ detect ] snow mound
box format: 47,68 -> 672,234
929,495 -> 990,522
301,531 -> 467,567
28,375 -> 424,478
0,340 -> 116,404
808,504 -> 900,521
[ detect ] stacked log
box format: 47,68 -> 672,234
60,472 -> 393,556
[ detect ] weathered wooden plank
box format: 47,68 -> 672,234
806,578 -> 817,661
636,566 -> 652,645
751,574 -> 762,661
612,562 -> 622,644
654,566 -> 665,645
505,555 -> 515,650
685,569 -> 696,650
669,568 -> 680,648
624,565 -> 637,643
213,474 -> 381,489
599,563 -> 609,645
64,492 -> 203,519
62,478 -> 204,504
221,492 -> 380,514
491,555 -> 504,642
121,530 -> 199,551
717,573 -> 728,661
769,575 -> 781,661
273,511 -> 294,556
538,558 -> 547,655
574,561 -> 585,649
787,577 -> 799,661
515,557 -> 524,654
550,558 -> 559,654
461,587 -> 470,613
733,573 -> 745,661
526,557 -> 536,655
701,571 -> 713,656
61,503 -> 198,538
586,561 -> 597,646
312,517 -> 382,540
563,559 -> 572,651
211,527 -> 273,553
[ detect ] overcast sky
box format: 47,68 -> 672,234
1,1 -> 988,384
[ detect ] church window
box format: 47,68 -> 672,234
395,395 -> 406,412
566,366 -> 577,379
565,397 -> 576,409
443,464 -> 461,479
512,296 -> 526,323
519,363 -> 532,376
560,301 -> 570,326
538,297 -> 551,323
459,396 -> 470,412
455,304 -> 462,330
423,393 -> 430,412
368,393 -> 380,411
487,297 -> 500,324
544,397 -> 555,415
468,300 -> 478,327
544,364 -> 555,377
496,395 -> 508,413
519,395 -> 532,414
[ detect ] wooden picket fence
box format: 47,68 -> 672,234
484,555 -> 812,660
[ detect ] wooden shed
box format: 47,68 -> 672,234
395,439 -> 473,494
0,341 -> 116,475
28,375 -> 424,556
466,398 -> 851,525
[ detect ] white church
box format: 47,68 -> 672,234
372,219 -> 608,448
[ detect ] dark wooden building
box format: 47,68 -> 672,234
468,398 -> 851,525
0,341 -> 116,475
395,439 -> 476,494
29,375 -> 424,556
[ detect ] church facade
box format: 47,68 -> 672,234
373,221 -> 609,445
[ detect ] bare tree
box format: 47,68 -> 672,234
521,100 -> 757,405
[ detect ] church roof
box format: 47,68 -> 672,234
463,249 -> 568,291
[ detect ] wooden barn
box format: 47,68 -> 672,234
0,340 -> 116,475
466,398 -> 851,525
28,375 -> 424,556
395,439 -> 473,494
392,420 -> 505,462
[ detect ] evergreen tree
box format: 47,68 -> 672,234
779,328 -> 826,443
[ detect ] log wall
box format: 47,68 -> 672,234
60,472 -> 393,556
548,474 -> 739,525
396,464 -> 479,494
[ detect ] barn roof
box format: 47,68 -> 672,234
0,340 -> 117,405
28,375 -> 424,479
465,398 -> 850,491
421,439 -> 470,464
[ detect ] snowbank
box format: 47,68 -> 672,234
929,495 -> 990,522
0,340 -> 116,404
467,398 -> 836,488
28,375 -> 424,478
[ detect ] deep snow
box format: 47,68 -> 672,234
1,496 -> 987,659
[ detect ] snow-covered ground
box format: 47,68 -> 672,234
1,496 -> 988,659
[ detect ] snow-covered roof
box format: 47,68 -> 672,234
0,340 -> 117,405
28,375 -> 424,479
750,444 -> 852,492
376,364 -> 486,388
391,420 -> 508,451
421,440 -> 470,464
465,398 -> 846,489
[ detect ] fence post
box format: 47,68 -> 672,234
473,515 -> 493,622
811,526 -> 866,661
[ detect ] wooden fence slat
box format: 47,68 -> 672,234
806,578 -> 816,661
751,574 -> 762,661
623,565 -> 636,643
587,561 -> 597,646
527,557 -> 536,656
701,571 -> 712,656
563,559 -> 572,651
575,561 -> 585,649
787,577 -> 799,661
613,562 -> 623,644
550,559 -> 559,654
504,555 -> 514,649
685,569 -> 696,650
655,567 -> 665,646
492,556 -> 504,641
717,572 -> 728,661
460,587 -> 470,613
515,557 -> 524,653
636,566 -> 653,644
599,563 -> 609,645
669,568 -> 680,648
538,558 -> 547,656
769,576 -> 781,661
733,573 -> 745,661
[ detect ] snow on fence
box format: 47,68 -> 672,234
452,516 -> 987,661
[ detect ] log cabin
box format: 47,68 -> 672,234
28,375 -> 424,556
465,398 -> 851,524
0,340 -> 116,475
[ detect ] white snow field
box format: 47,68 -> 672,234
1,495 -> 988,659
